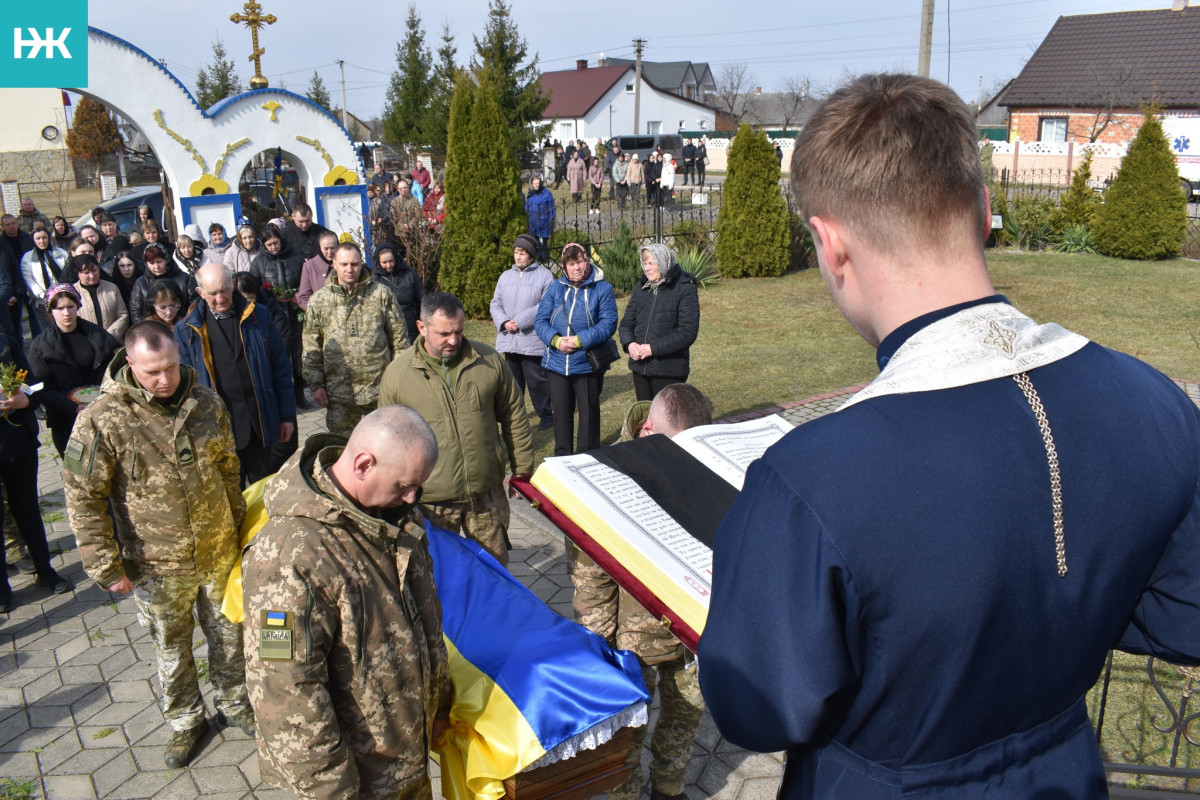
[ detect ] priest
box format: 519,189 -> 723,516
698,73 -> 1200,798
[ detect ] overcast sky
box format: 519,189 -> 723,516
88,0 -> 1174,120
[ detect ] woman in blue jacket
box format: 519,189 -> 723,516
525,176 -> 556,263
535,243 -> 617,456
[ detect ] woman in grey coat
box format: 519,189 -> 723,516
490,233 -> 555,429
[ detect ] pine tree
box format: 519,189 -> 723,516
66,97 -> 124,185
417,23 -> 459,163
1092,112 -> 1188,260
382,3 -> 433,150
440,72 -> 527,316
714,125 -> 790,277
195,38 -> 242,108
471,0 -> 549,156
306,71 -> 332,112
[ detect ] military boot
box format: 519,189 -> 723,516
164,723 -> 205,767
218,706 -> 256,737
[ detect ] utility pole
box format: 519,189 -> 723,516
336,60 -> 348,130
917,0 -> 934,77
633,38 -> 646,135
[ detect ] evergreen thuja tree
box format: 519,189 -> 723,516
1092,112 -> 1187,260
195,38 -> 242,108
305,71 -> 332,112
439,72 -> 526,316
714,126 -> 790,277
1051,149 -> 1099,232
439,73 -> 476,303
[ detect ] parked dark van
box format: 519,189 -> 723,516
73,185 -> 165,234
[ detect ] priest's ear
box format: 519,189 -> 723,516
808,216 -> 849,278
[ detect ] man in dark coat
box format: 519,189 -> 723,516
279,202 -> 332,263
176,263 -> 296,484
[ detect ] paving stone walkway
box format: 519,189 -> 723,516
5,380 -> 1195,799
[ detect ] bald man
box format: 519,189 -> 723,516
177,262 -> 296,485
243,406 -> 452,800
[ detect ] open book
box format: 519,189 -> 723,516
525,414 -> 794,650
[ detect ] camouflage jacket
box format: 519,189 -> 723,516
376,337 -> 534,504
17,209 -> 50,235
617,400 -> 686,664
63,352 -> 246,589
243,434 -> 452,800
302,271 -> 405,406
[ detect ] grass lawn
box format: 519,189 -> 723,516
466,249 -> 1200,463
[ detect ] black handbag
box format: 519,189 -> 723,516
586,338 -> 621,371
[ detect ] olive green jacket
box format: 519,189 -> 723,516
377,337 -> 534,504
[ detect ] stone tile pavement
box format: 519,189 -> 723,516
8,379 -> 1194,799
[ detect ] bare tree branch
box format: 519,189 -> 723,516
778,76 -> 812,137
710,63 -> 758,127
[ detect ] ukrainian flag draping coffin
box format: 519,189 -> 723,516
223,478 -> 649,800
427,523 -> 649,800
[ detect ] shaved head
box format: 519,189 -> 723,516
332,406 -> 439,511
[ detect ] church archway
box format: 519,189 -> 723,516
74,28 -> 366,240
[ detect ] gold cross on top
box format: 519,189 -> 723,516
230,1 -> 277,89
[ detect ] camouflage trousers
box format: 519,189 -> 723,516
611,656 -> 704,800
325,402 -> 377,439
132,554 -> 250,731
421,483 -> 511,566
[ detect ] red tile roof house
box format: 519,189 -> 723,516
538,61 -> 716,145
991,0 -> 1200,187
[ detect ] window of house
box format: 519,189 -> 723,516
1039,117 -> 1068,143
625,83 -> 634,94
560,121 -> 575,140
679,120 -> 686,129
647,121 -> 661,135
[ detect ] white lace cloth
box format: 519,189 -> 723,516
521,703 -> 649,772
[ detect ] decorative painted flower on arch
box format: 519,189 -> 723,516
189,173 -> 231,196
323,166 -> 359,186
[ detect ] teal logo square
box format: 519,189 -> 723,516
1,0 -> 88,88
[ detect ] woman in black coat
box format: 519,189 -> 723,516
28,284 -> 120,456
0,300 -> 73,606
373,244 -> 424,347
618,242 -> 701,401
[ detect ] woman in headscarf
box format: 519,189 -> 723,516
202,223 -> 232,266
19,228 -> 70,328
106,250 -> 144,315
372,244 -> 424,347
50,216 -> 76,251
618,242 -> 700,401
223,223 -> 261,275
626,154 -> 644,207
173,233 -> 203,277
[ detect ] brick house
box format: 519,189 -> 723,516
999,0 -> 1200,145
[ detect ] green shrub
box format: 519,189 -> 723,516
677,245 -> 720,288
715,124 -> 790,277
1092,112 -> 1188,260
670,219 -> 711,254
439,71 -> 527,316
1051,149 -> 1100,233
788,211 -> 814,271
596,222 -> 640,295
1052,224 -> 1096,254
1004,195 -> 1056,250
989,188 -> 1011,248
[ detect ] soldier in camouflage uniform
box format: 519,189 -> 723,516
243,406 -> 452,800
568,384 -> 713,800
377,293 -> 534,566
62,321 -> 252,768
303,242 -> 406,437
16,198 -> 50,235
